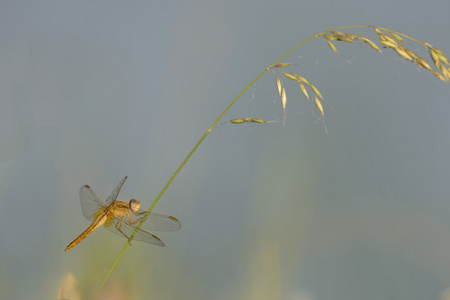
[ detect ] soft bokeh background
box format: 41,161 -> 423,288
1,1 -> 450,299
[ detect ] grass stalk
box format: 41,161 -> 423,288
96,24 -> 449,296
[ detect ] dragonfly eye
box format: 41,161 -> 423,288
129,199 -> 141,212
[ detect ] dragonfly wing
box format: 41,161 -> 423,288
79,185 -> 105,221
130,211 -> 182,232
105,176 -> 127,206
104,216 -> 166,247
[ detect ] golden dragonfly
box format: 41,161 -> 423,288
65,176 -> 181,252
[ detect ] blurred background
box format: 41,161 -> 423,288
1,1 -> 450,299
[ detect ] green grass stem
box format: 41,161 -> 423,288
95,24 -> 449,297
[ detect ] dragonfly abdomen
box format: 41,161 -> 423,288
65,213 -> 108,252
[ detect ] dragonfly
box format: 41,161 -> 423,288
65,176 -> 181,252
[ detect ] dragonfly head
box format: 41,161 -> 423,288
129,199 -> 141,213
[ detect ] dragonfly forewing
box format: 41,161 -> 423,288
132,211 -> 182,232
105,176 -> 127,206
79,184 -> 105,221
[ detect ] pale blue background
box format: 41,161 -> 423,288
1,1 -> 450,299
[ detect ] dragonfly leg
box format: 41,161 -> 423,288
115,216 -> 133,245
124,212 -> 145,244
127,212 -> 138,225
128,210 -> 146,225
124,212 -> 161,244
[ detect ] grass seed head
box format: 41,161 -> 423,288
281,87 -> 287,110
430,49 -> 441,67
427,44 -> 445,56
379,39 -> 398,49
276,75 -> 282,96
336,36 -> 355,43
438,64 -> 450,81
344,33 -> 359,40
310,84 -> 324,100
323,34 -> 339,41
249,118 -> 267,123
359,37 -> 382,52
383,34 -> 398,44
282,72 -> 300,82
379,34 -> 397,44
274,63 -> 293,68
331,31 -> 345,36
434,50 -> 449,65
326,40 -> 340,56
374,27 -> 383,35
439,54 -> 449,65
394,46 -> 413,62
432,70 -> 446,81
405,49 -> 418,61
298,82 -> 309,101
294,74 -> 310,85
416,57 -> 433,71
427,45 -> 449,65
315,96 -> 324,115
230,119 -> 246,124
229,118 -> 268,124
390,33 -> 406,43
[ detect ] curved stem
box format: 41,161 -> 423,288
97,24 -> 377,295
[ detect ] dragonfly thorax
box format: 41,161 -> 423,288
129,199 -> 141,212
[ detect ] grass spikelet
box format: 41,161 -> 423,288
326,39 -> 340,56
282,72 -> 300,82
249,118 -> 268,123
430,49 -> 441,67
331,31 -> 345,36
374,27 -> 388,41
429,47 -> 449,65
373,27 -> 383,35
379,39 -> 398,49
379,34 -> 397,44
405,48 -> 418,61
294,74 -> 310,85
310,84 -> 324,100
315,96 -> 328,134
274,63 -> 293,68
374,28 -> 401,48
416,57 -> 433,71
344,33 -> 359,40
336,36 -> 355,43
230,119 -> 246,124
438,54 -> 449,65
426,44 -> 447,60
359,37 -> 382,52
230,118 -> 268,124
373,27 -> 390,42
298,82 -> 309,102
390,33 -> 406,43
276,75 -> 282,96
394,46 -> 413,62
281,87 -> 287,109
314,96 -> 324,115
438,64 -> 450,81
323,34 -> 339,41
432,70 -> 446,81
436,53 -> 449,65
215,118 -> 273,129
